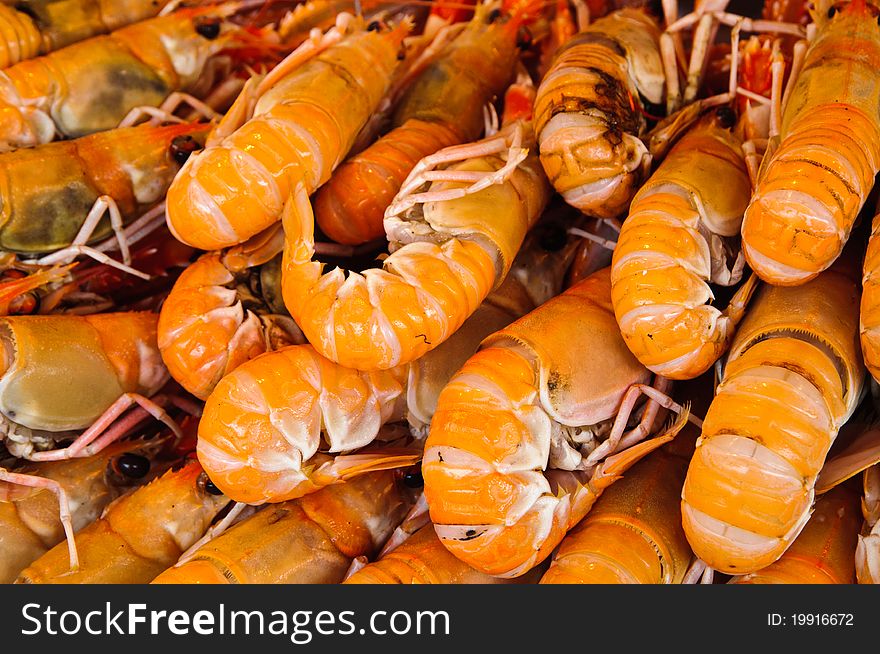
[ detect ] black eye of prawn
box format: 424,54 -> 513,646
828,5 -> 837,17
204,477 -> 224,495
715,105 -> 736,129
487,8 -> 502,23
402,470 -> 424,488
367,20 -> 381,31
170,135 -> 201,165
195,17 -> 222,40
115,453 -> 151,479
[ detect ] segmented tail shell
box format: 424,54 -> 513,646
158,252 -> 302,400
196,344 -> 407,504
423,269 -> 654,577
730,485 -> 861,583
741,11 -> 880,285
0,6 -> 42,69
681,269 -> 865,573
533,9 -> 661,219
611,111 -> 751,379
166,26 -> 403,250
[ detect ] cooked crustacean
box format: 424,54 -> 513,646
0,3 -> 247,151
741,0 -> 880,285
344,523 -> 543,584
314,6 -> 520,245
0,0 -> 206,69
0,121 -> 207,279
532,9 -> 665,219
540,445 -> 694,584
16,457 -> 229,584
610,107 -> 758,380
151,470 -> 417,584
166,13 -> 408,251
681,261 -> 865,574
423,267 -> 693,577
284,72 -> 550,371
0,313 -> 177,461
196,273 -> 540,505
158,244 -> 305,401
0,436 -> 168,583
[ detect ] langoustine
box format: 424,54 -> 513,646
196,272 -> 540,504
0,312 -> 178,461
283,71 -> 550,371
532,8 -> 666,219
422,266 -> 692,577
0,121 -> 208,279
16,457 -> 229,583
151,470 -> 417,584
166,13 -> 407,250
681,261 -> 865,574
0,0 -> 206,69
741,0 -> 880,285
313,5 -> 520,245
0,436 -> 168,582
0,3 -> 247,151
158,243 -> 304,401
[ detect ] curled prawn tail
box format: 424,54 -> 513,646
285,118 -> 548,371
612,111 -> 756,379
742,106 -> 880,285
425,336 -> 686,580
423,344 -> 569,578
0,264 -> 73,315
731,485 -> 863,584
196,344 -> 409,504
681,369 -> 823,572
0,5 -> 42,69
282,179 -> 499,371
611,193 -> 728,379
612,192 -> 759,379
157,252 -> 301,400
533,11 -> 661,219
